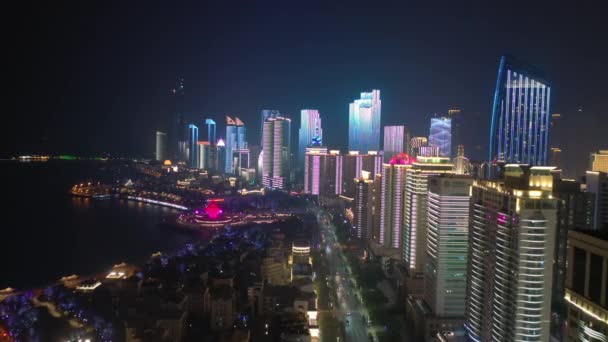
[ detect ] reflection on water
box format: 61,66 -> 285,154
1,160 -> 201,289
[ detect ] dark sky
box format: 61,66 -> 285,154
7,1 -> 608,178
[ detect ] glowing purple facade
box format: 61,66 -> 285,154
349,90 -> 381,154
383,125 -> 410,162
298,109 -> 323,168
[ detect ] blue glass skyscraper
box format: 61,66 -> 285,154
188,124 -> 199,168
225,116 -> 247,174
429,117 -> 452,157
205,119 -> 216,146
348,90 -> 381,154
489,55 -> 551,165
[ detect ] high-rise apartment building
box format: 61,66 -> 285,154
489,55 -> 552,166
260,110 -> 280,144
590,150 -> 608,173
407,174 -> 473,339
378,153 -> 416,251
383,125 -> 410,163
188,124 -> 199,168
262,117 -> 291,189
298,109 -> 323,169
349,90 -> 381,154
403,156 -> 454,274
155,131 -> 167,161
429,117 -> 452,157
465,165 -> 559,342
565,229 -> 608,342
303,146 -> 328,196
341,151 -> 383,198
354,171 -> 375,241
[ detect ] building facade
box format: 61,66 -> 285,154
188,124 -> 199,168
465,166 -> 559,342
298,109 -> 323,169
155,131 -> 167,161
586,171 -> 608,230
383,125 -> 410,163
429,117 -> 452,158
448,109 -> 462,159
225,116 -> 247,174
565,229 -> 608,342
205,119 -> 216,146
590,150 -> 608,173
354,171 -> 375,241
348,90 -> 381,154
410,137 -> 428,157
303,147 -> 328,196
488,55 -> 552,166
262,117 -> 291,189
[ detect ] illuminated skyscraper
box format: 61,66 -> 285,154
298,109 -> 323,168
188,124 -> 199,168
303,146 -> 328,195
378,153 -> 416,250
225,116 -> 247,174
429,116 -> 452,157
383,125 -> 410,162
260,110 -> 280,144
403,156 -> 453,294
354,171 -> 375,241
465,165 -> 558,342
589,150 -> 608,173
407,174 -> 472,339
418,146 -> 440,157
452,145 -> 472,175
341,151 -> 383,198
197,141 -> 210,169
410,137 -> 428,157
155,131 -> 167,161
489,55 -> 552,165
448,109 -> 462,158
232,148 -> 250,177
586,171 -> 608,230
349,90 -> 381,154
262,117 -> 291,189
216,138 -> 226,174
170,77 -> 188,161
205,119 -> 217,146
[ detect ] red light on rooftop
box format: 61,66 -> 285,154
389,153 -> 415,165
205,202 -> 222,219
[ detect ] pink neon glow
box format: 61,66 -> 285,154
389,153 -> 416,165
205,202 -> 223,219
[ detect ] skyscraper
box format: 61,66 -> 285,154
489,55 -> 552,166
155,131 -> 167,161
378,153 -> 416,250
349,90 -> 381,154
341,151 -> 383,198
586,170 -> 608,230
262,117 -> 291,189
260,110 -> 280,144
549,113 -> 562,169
354,171 -> 375,241
448,109 -> 462,159
429,116 -> 452,157
197,141 -> 210,169
188,124 -> 199,168
303,146 -> 328,195
407,174 -> 472,339
298,109 -> 323,169
465,165 -> 558,342
205,119 -> 217,146
589,150 -> 608,173
452,145 -> 472,175
383,125 -> 410,163
403,156 -> 453,296
170,77 -> 188,161
225,116 -> 247,174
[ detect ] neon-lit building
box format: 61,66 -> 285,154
565,230 -> 608,342
349,90 -> 381,154
489,55 -> 552,166
429,116 -> 452,157
188,124 -> 199,168
402,156 -> 453,281
378,153 -> 416,250
260,110 -> 280,144
326,150 -> 343,196
383,125 -> 410,163
452,145 -> 472,175
205,119 -> 217,146
464,165 -> 558,342
418,145 -> 440,157
225,116 -> 247,174
262,117 -> 291,189
232,148 -> 250,177
410,136 -> 428,157
216,138 -> 226,175
303,146 -> 328,195
197,141 -> 211,169
298,109 -> 323,169
341,151 -> 383,198
354,171 -> 375,241
155,131 -> 167,161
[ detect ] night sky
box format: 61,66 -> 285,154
8,1 -> 607,178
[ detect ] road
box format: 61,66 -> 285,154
317,209 -> 373,342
